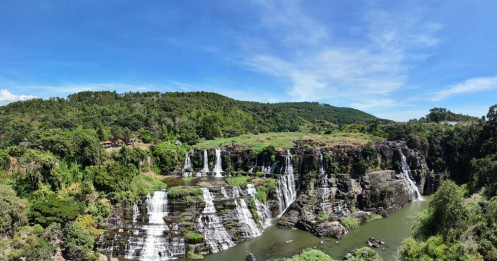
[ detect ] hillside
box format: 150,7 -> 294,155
0,91 -> 386,146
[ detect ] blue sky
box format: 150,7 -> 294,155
0,0 -> 496,121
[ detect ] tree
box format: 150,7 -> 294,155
71,128 -> 105,167
428,108 -> 448,123
0,184 -> 28,237
487,104 -> 497,124
29,194 -> 84,227
63,221 -> 95,261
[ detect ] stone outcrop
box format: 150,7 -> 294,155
99,140 -> 443,259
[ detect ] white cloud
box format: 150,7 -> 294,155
0,89 -> 36,105
242,3 -> 441,110
431,76 -> 497,101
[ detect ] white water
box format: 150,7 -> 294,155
197,215 -> 235,253
202,150 -> 210,174
276,150 -> 297,214
197,188 -> 235,253
400,155 -> 423,201
128,191 -> 185,261
319,152 -> 326,175
232,186 -> 240,198
182,150 -> 193,177
246,184 -> 272,227
132,203 -> 140,223
213,148 -> 223,177
201,188 -> 217,214
220,186 -> 230,199
233,198 -> 263,238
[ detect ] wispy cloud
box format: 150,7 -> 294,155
431,76 -> 497,101
0,89 -> 36,105
242,2 -> 442,111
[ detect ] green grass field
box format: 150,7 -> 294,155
194,132 -> 382,151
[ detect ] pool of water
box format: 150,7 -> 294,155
203,196 -> 431,261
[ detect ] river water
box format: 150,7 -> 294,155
203,196 -> 431,261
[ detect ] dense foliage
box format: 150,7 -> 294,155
0,91 -> 383,147
399,105 -> 497,260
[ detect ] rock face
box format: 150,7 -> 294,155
276,141 -> 437,238
99,140 -> 442,259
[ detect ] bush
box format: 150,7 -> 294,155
286,248 -> 336,261
29,194 -> 84,227
187,250 -> 204,260
185,231 -> 204,244
349,247 -> 383,261
340,216 -> 360,230
130,175 -> 167,199
226,176 -> 251,188
167,186 -> 203,201
63,221 -> 96,261
0,184 -> 28,236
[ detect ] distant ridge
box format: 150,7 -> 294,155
0,91 -> 389,145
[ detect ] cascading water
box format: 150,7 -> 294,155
400,154 -> 423,201
319,152 -> 326,175
213,148 -> 223,177
132,203 -> 140,223
202,188 -> 217,214
246,184 -> 272,227
220,186 -> 230,199
197,188 -> 235,253
232,186 -> 240,198
201,150 -> 210,175
233,198 -> 262,238
182,150 -> 193,177
125,190 -> 185,261
276,150 -> 297,214
317,177 -> 332,201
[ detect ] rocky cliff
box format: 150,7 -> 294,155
98,140 -> 445,259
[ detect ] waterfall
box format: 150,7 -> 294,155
197,215 -> 235,253
276,150 -> 297,214
233,199 -> 262,238
197,188 -> 235,253
132,191 -> 185,261
232,186 -> 240,198
213,148 -> 223,177
182,150 -> 193,177
220,187 -> 230,199
317,177 -> 332,201
400,155 -> 423,201
319,152 -> 326,175
246,184 -> 272,227
201,150 -> 210,174
201,188 -> 217,214
132,203 -> 140,223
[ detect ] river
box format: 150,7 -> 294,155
203,196 -> 431,261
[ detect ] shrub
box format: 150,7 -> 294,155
226,176 -> 251,188
185,231 -> 204,244
29,194 -> 84,227
130,175 -> 167,199
286,248 -> 335,261
341,216 -> 360,230
63,221 -> 96,261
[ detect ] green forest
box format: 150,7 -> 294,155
0,91 -> 497,260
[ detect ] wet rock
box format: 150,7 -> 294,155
344,253 -> 352,259
246,253 -> 256,261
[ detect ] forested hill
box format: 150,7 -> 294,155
0,91 -> 386,146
